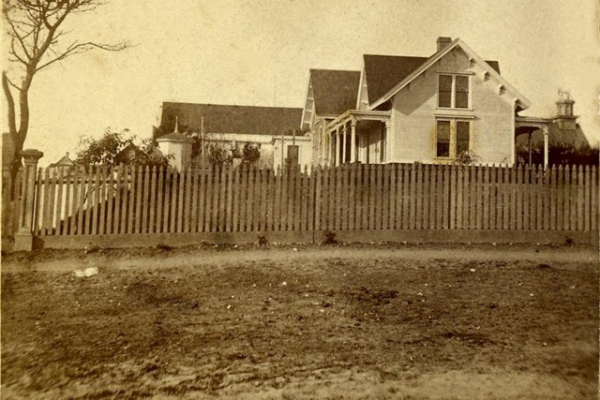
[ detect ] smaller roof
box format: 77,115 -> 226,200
310,69 -> 361,115
160,103 -> 303,137
528,124 -> 594,149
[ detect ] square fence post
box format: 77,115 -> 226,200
14,149 -> 43,252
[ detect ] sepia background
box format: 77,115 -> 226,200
3,0 -> 599,166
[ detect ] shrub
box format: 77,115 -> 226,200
257,235 -> 268,247
323,230 -> 337,245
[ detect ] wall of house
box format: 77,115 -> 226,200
273,137 -> 312,171
390,47 -> 514,165
358,124 -> 385,164
195,133 -> 276,169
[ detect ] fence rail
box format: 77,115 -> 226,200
27,163 -> 598,238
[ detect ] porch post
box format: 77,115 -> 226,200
330,130 -> 335,167
385,119 -> 391,163
335,128 -> 340,166
543,127 -> 549,168
14,149 -> 44,252
528,131 -> 532,167
321,124 -> 326,164
342,124 -> 347,164
351,119 -> 357,162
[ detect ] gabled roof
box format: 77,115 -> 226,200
49,153 -> 78,168
368,38 -> 529,110
363,55 -> 501,106
310,69 -> 361,115
160,102 -> 303,137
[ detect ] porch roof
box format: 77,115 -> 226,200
326,109 -> 390,133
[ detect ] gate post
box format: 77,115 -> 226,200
14,149 -> 43,252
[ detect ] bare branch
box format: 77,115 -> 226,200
9,36 -> 30,65
4,76 -> 22,92
5,14 -> 33,60
36,40 -> 129,71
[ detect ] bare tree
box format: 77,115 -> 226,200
2,0 -> 129,187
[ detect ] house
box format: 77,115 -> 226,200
304,37 -> 564,167
156,102 -> 310,170
48,152 -> 79,170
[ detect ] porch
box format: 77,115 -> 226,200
313,110 -> 391,166
515,116 -> 552,167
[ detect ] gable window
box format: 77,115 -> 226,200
436,120 -> 470,159
438,75 -> 453,108
438,74 -> 470,109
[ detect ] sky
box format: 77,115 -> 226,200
4,0 -> 600,166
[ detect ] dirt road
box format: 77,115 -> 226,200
2,244 -> 598,399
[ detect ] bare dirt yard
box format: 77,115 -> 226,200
1,243 -> 598,399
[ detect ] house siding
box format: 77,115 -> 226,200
390,47 -> 514,165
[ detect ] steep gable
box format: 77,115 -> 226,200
363,55 -> 428,106
309,69 -> 360,116
363,55 -> 501,108
367,39 -> 522,110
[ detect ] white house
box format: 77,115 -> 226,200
304,37 -> 551,167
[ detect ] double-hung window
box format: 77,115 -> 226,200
438,74 -> 470,109
436,120 -> 471,159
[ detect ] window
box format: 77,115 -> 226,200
438,74 -> 470,109
287,145 -> 299,165
436,121 -> 451,157
456,121 -> 470,155
455,76 -> 469,109
436,120 -> 470,158
438,75 -> 453,108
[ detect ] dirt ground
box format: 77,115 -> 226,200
1,243 -> 598,399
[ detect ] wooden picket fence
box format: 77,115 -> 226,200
27,163 -> 598,239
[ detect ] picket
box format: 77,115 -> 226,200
155,167 -> 164,234
592,166 -> 598,230
421,164 -> 430,229
97,167 -> 106,235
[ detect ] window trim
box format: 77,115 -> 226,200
434,119 -> 471,160
437,73 -> 471,110
435,119 -> 452,159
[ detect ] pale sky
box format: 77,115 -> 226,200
4,0 -> 600,166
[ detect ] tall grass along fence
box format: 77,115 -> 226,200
7,163 -> 600,249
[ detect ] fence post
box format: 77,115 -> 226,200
14,149 -> 44,251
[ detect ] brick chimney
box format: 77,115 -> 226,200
555,91 -> 577,131
437,37 -> 452,52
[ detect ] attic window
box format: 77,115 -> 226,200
438,74 -> 470,109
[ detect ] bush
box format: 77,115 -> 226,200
323,230 -> 337,245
